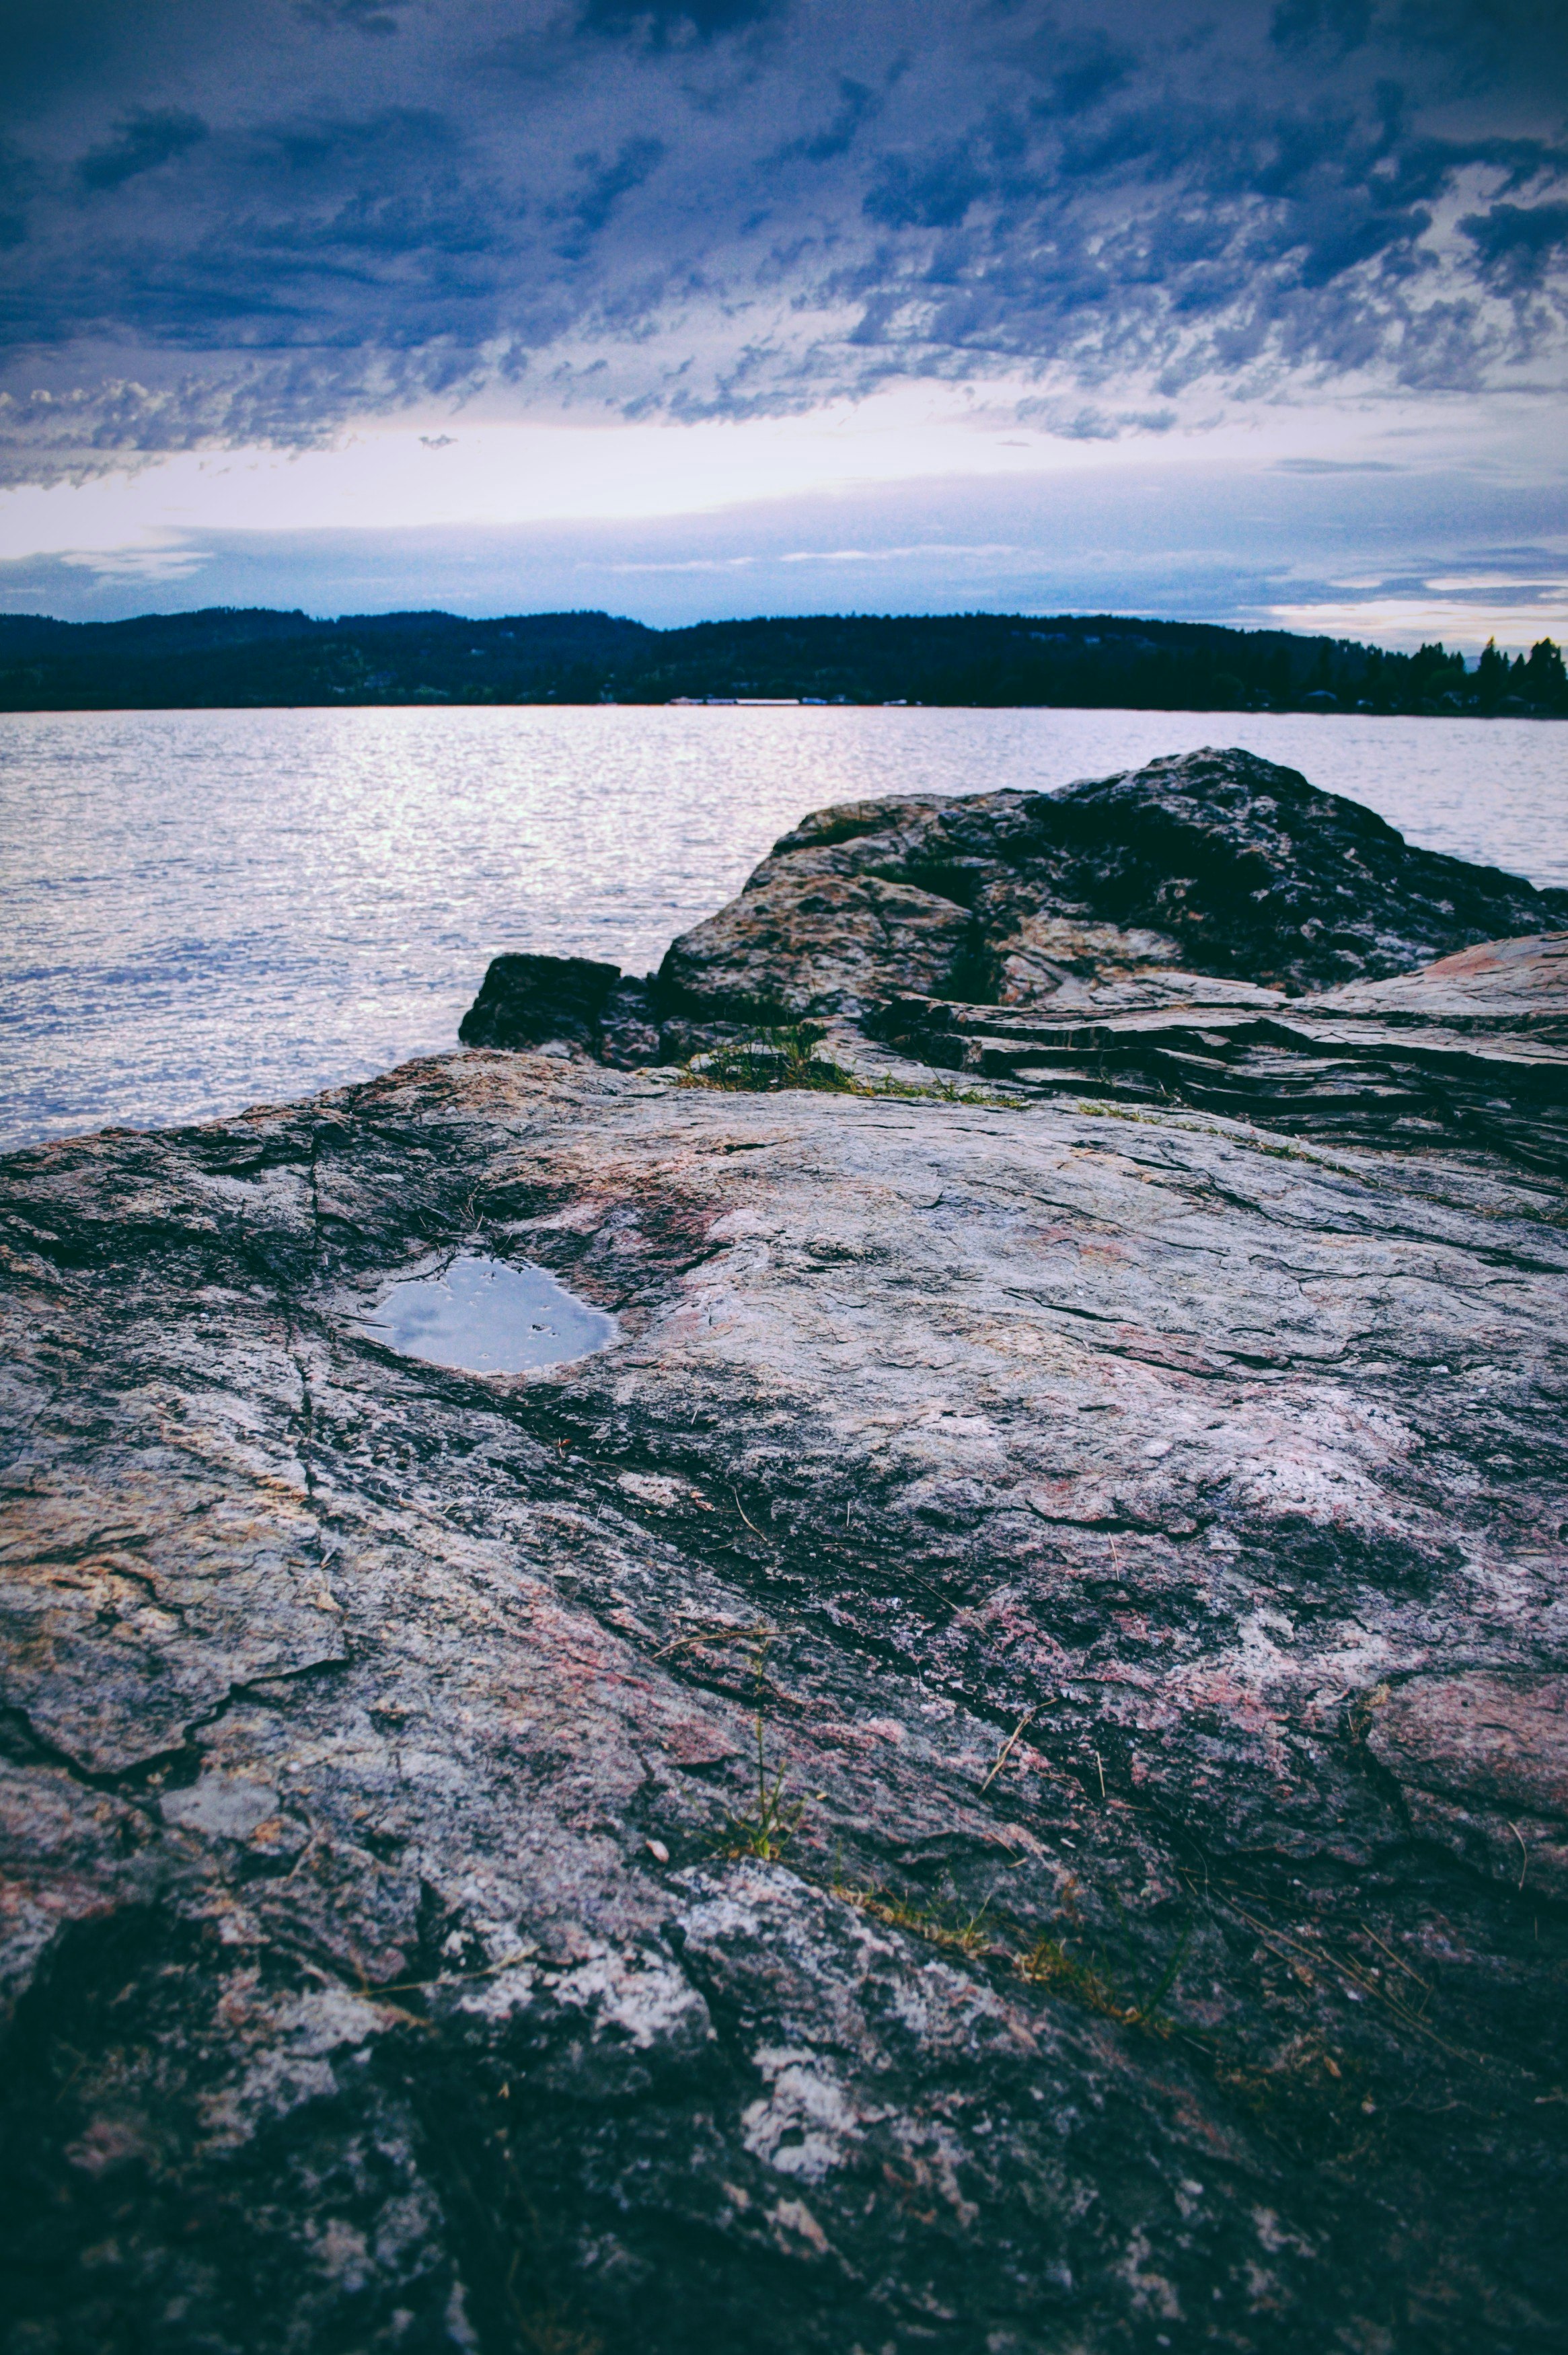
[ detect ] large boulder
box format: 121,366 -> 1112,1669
459,950 -> 663,1067
657,748 -> 1566,1019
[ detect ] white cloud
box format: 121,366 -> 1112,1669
1269,596 -> 1568,650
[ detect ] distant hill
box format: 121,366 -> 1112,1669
0,605 -> 1563,716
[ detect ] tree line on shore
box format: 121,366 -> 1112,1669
0,605 -> 1563,715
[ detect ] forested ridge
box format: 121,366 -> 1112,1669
1,604 -> 1563,714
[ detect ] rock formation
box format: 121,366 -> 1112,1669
3,750 -> 1567,2354
460,750 -> 1568,1170
655,747 -> 1566,1016
875,930 -> 1568,1173
459,952 -> 663,1070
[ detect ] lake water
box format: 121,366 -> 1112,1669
2,705 -> 1563,1154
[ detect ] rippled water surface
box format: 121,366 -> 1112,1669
3,705 -> 1563,1151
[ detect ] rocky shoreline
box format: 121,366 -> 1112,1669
3,751 -> 1566,2354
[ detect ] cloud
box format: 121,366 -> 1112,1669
577,0 -> 784,45
0,0 -> 1562,486
1014,401 -> 1179,440
1459,198 -> 1568,289
563,137 -> 667,250
776,75 -> 878,165
1045,32 -> 1135,116
1270,1 -> 1375,59
57,539 -> 208,581
295,0 -> 408,32
0,364 -> 495,488
76,108 -> 209,192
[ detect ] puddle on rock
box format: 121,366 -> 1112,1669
357,1253 -> 618,1375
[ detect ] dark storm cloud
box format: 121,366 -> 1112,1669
295,0 -> 409,33
774,77 -> 879,167
1270,1 -> 1377,59
576,0 -> 784,42
76,108 -> 209,192
563,139 -> 667,252
1460,199 -> 1568,289
1,0 -> 1565,480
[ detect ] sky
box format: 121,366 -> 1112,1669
1,0 -> 1565,646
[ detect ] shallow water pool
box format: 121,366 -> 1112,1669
358,1253 -> 618,1376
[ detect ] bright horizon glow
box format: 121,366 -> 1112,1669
3,385 -> 1565,652
5,384 -> 1405,547
1269,596 -> 1568,647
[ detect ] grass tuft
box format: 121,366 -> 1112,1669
720,1638 -> 810,1863
832,1878 -> 996,1961
681,1025 -> 859,1094
679,1024 -> 1012,1105
831,1871 -> 1186,2035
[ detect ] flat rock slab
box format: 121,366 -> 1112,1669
1318,931 -> 1568,1032
877,933 -> 1568,1173
2,1051 -> 1567,2354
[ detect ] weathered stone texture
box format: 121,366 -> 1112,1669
459,952 -> 663,1070
658,748 -> 1568,1019
3,1047 -> 1567,2353
876,929 -> 1568,1172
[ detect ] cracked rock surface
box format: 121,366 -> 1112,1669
3,1045 -> 1567,2354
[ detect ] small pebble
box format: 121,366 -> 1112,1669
646,1838 -> 671,1864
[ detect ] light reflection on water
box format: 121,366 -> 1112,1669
2,704 -> 1563,1151
357,1253 -> 618,1376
